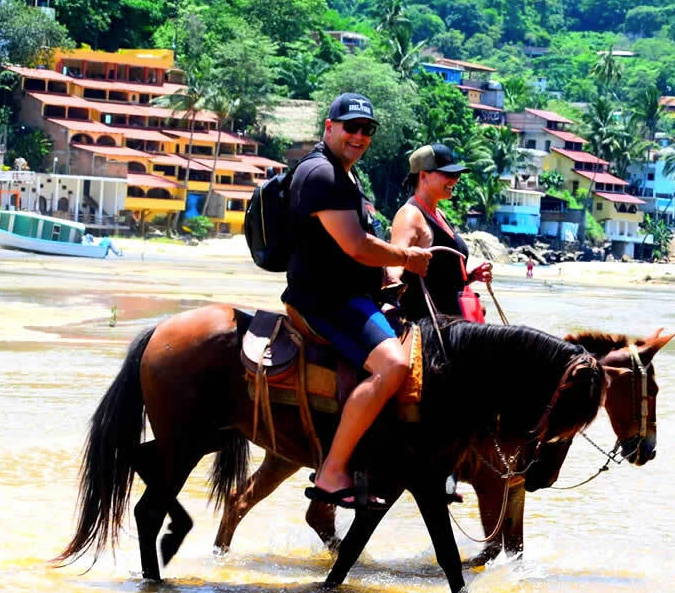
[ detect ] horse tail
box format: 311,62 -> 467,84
208,433 -> 250,511
54,326 -> 156,567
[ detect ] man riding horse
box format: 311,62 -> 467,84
282,92 -> 430,508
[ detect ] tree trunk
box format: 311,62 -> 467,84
202,125 -> 223,216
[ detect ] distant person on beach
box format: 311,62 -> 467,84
526,257 -> 534,278
99,234 -> 123,257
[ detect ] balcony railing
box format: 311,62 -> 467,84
51,210 -> 129,229
0,171 -> 37,184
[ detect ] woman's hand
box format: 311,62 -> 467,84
470,261 -> 493,284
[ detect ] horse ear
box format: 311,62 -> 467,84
641,330 -> 675,363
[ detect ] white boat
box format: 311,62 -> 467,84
0,210 -> 107,258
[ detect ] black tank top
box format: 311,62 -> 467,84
399,197 -> 469,321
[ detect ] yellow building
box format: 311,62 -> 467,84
5,47 -> 286,234
543,147 -> 648,258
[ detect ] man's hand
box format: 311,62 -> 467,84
470,261 -> 493,283
403,246 -> 432,277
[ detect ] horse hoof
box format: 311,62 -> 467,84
160,534 -> 181,566
212,544 -> 230,557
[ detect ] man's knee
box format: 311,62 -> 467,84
367,339 -> 408,383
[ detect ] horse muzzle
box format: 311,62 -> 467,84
621,435 -> 656,466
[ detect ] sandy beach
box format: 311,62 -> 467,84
0,235 -> 673,342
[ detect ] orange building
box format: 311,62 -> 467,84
5,48 -> 286,234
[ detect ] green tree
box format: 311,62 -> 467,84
313,53 -> 419,215
430,29 -> 465,59
630,84 -> 665,142
641,214 -> 673,260
5,126 -> 53,172
406,4 -> 445,44
0,0 -> 73,66
413,70 -> 476,146
590,46 -> 624,94
244,0 -> 327,51
580,95 -> 623,163
211,24 -> 278,129
624,6 -> 665,38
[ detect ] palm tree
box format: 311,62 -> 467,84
631,85 -> 664,143
201,89 -> 239,217
591,46 -> 623,94
151,58 -> 212,235
581,96 -> 622,163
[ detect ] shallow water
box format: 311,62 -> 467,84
0,263 -> 673,593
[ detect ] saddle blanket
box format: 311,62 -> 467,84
241,310 -> 423,422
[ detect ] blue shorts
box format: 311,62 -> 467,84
300,297 -> 396,368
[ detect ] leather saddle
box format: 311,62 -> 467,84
241,307 -> 423,423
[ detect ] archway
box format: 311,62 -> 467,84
128,161 -> 147,173
96,135 -> 116,146
147,188 -> 172,199
72,134 -> 94,144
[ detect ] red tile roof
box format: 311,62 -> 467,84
127,173 -> 183,189
237,154 -> 287,170
193,158 -> 264,174
469,102 -> 504,112
47,119 -> 175,142
7,66 -> 71,82
70,79 -> 186,95
435,58 -> 496,72
575,171 -> 629,185
150,154 -> 212,171
544,128 -> 587,144
47,118 -> 125,134
72,144 -> 151,158
594,191 -> 645,204
552,147 -> 609,164
162,129 -> 246,144
214,189 -> 254,200
29,92 -> 217,123
525,108 -> 574,124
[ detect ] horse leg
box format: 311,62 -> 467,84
409,475 -> 466,593
213,451 -> 301,553
306,500 -> 340,554
133,443 -> 203,580
324,506 -> 390,587
133,441 -> 194,567
464,469 -> 507,567
501,479 -> 525,559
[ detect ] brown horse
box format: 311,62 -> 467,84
58,304 -> 615,593
210,329 -> 672,567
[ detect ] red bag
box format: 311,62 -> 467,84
458,286 -> 485,323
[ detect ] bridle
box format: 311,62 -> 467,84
550,342 -> 653,490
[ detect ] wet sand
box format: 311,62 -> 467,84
1,235 -> 673,342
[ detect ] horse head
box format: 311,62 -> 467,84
599,329 -> 674,466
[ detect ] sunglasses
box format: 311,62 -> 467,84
339,120 -> 379,137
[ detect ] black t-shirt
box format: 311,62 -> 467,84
400,198 -> 470,320
281,142 -> 383,313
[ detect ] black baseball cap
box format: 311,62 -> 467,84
409,144 -> 469,174
328,92 -> 379,124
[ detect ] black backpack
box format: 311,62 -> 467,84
244,151 -> 323,272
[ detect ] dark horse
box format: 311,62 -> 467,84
57,304 -> 612,593
211,329 -> 672,566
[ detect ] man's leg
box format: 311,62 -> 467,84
314,337 -> 408,495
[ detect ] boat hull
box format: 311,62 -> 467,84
0,228 -> 107,259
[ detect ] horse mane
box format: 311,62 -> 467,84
417,317 -> 604,448
564,331 -> 641,357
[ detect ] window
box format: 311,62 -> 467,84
596,202 -> 603,211
648,172 -> 655,181
526,139 -> 536,149
545,140 -> 551,152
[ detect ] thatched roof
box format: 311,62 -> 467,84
261,99 -> 322,143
